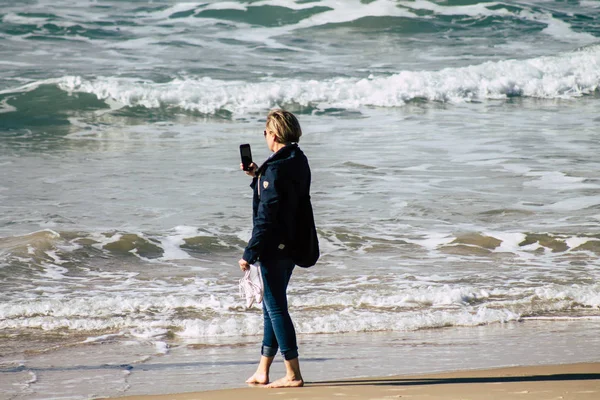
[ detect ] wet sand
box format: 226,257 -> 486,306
115,362 -> 600,400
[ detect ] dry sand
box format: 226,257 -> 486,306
114,362 -> 600,400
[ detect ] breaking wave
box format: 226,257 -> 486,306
1,45 -> 599,118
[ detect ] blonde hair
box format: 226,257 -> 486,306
266,109 -> 302,144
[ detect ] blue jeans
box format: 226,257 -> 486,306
259,257 -> 298,360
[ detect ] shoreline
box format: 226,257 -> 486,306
114,362 -> 600,400
3,319 -> 600,399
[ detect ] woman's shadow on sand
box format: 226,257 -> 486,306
310,372 -> 600,387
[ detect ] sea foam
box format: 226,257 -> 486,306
1,280 -> 598,337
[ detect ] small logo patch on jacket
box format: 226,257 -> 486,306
263,181 -> 269,189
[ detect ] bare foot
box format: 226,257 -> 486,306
265,376 -> 304,388
246,373 -> 268,385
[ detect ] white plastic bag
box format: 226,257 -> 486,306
239,264 -> 263,308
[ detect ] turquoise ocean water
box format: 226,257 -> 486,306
1,1 -> 600,398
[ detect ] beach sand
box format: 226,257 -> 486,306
114,362 -> 600,400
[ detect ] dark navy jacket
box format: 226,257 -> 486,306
242,143 -> 311,265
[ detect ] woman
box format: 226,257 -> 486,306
238,109 -> 311,388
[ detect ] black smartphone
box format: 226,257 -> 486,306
240,143 -> 253,171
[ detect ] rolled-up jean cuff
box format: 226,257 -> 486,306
261,345 -> 277,358
281,349 -> 298,361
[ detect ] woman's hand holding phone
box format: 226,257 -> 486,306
240,162 -> 258,177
